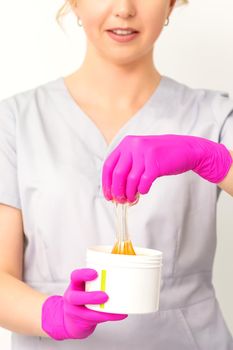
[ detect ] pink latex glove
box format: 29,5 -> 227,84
42,268 -> 128,340
102,134 -> 233,203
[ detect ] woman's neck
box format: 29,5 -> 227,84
69,45 -> 161,110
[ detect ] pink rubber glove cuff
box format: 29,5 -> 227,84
192,139 -> 232,183
42,296 -> 70,341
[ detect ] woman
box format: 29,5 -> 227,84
0,0 -> 233,349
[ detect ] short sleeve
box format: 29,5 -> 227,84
212,91 -> 233,150
0,98 -> 21,209
219,112 -> 233,150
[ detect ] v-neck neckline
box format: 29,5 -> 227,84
57,74 -> 168,154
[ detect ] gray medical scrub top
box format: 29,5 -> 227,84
0,75 -> 233,350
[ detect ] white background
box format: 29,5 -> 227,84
0,0 -> 233,347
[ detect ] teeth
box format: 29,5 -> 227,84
112,29 -> 135,35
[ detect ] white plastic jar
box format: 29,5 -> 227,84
85,245 -> 163,314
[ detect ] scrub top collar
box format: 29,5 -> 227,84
57,75 -> 173,159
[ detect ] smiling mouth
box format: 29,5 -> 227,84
106,27 -> 139,34
107,30 -> 138,36
106,30 -> 140,43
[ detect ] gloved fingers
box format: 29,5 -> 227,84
111,152 -> 132,203
63,312 -> 97,339
66,290 -> 109,306
77,305 -> 128,323
72,323 -> 97,339
126,152 -> 145,202
102,149 -> 121,200
70,269 -> 98,290
128,192 -> 140,206
76,322 -> 97,335
65,304 -> 128,323
138,150 -> 159,194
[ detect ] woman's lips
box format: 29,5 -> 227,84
106,30 -> 140,43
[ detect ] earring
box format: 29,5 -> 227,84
77,16 -> 83,27
164,17 -> 169,26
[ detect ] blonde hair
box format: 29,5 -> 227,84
56,0 -> 189,27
